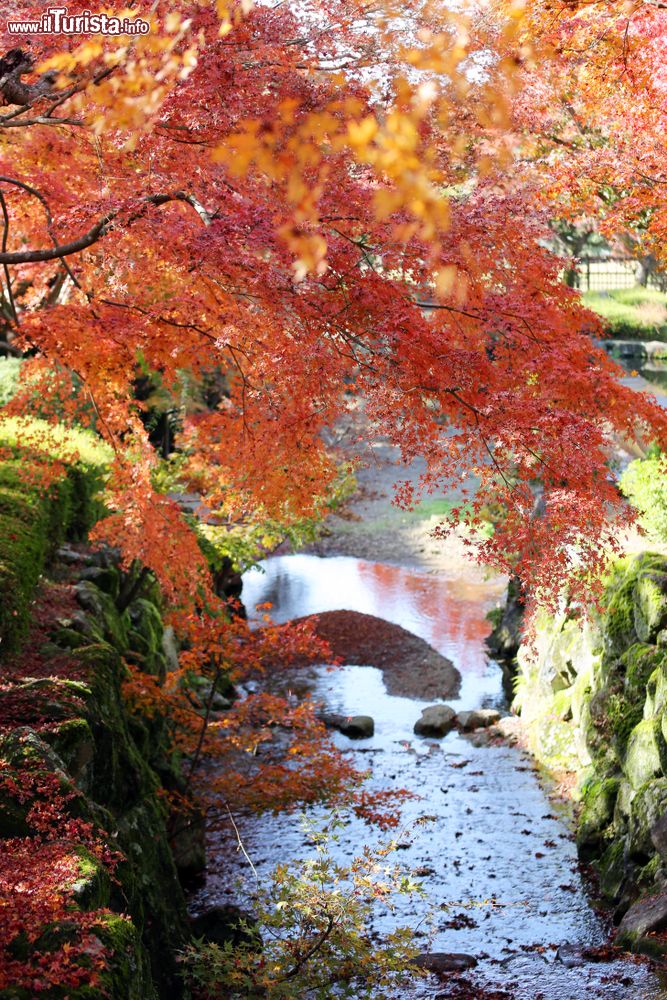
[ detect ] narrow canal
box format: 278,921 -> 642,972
191,425 -> 666,998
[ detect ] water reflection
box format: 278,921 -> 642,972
243,554 -> 506,696
606,347 -> 667,405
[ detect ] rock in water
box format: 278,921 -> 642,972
455,708 -> 501,731
414,705 -> 456,738
412,952 -> 477,977
617,891 -> 667,942
320,713 -> 374,739
556,942 -> 586,968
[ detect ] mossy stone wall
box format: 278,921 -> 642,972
0,568 -> 193,998
514,553 -> 667,946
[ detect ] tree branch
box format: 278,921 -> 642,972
0,190 -> 213,265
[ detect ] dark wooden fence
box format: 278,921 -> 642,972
574,256 -> 667,292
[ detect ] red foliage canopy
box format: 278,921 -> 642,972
0,0 -> 663,614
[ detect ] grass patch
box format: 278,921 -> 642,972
409,497 -> 460,520
583,288 -> 667,341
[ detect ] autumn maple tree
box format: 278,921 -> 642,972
1,0 -> 667,992
0,0 -> 662,625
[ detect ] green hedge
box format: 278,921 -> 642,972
0,418 -> 111,654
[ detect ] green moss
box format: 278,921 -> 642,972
44,718 -> 95,790
113,797 -> 189,982
635,573 -> 667,642
79,565 -> 120,600
627,778 -> 667,859
577,776 -> 620,851
67,914 -> 157,1000
595,839 -> 627,900
623,643 -> 665,691
52,627 -> 91,650
74,643 -> 157,810
551,687 -> 573,720
125,599 -> 168,680
126,599 -> 164,652
1,635 -> 191,997
528,708 -> 581,772
637,853 -> 663,890
68,845 -> 112,910
570,666 -> 593,726
609,689 -> 642,753
127,627 -> 153,656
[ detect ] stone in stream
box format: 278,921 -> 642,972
555,942 -> 586,968
617,891 -> 667,947
455,708 -> 501,732
491,714 -> 522,745
412,952 -> 477,978
320,713 -> 375,739
414,705 -> 456,738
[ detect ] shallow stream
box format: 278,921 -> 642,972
191,553 -> 667,998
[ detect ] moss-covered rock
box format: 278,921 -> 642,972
627,778 -> 667,860
624,718 -> 666,790
127,598 -> 164,649
0,434 -> 194,997
69,844 -> 112,910
44,717 -> 95,791
596,839 -> 627,900
577,776 -> 620,851
0,423 -> 108,653
635,572 -> 667,643
75,581 -> 129,652
602,566 -> 638,659
1,638 -> 191,997
82,914 -> 157,1000
52,626 -> 93,651
113,796 -> 189,990
79,565 -> 121,600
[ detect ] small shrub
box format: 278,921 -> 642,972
181,816 -> 429,999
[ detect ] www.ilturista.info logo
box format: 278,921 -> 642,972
7,7 -> 150,35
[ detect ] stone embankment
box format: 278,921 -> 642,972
0,421 -> 202,998
506,553 -> 667,957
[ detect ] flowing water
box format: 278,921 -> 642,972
191,553 -> 667,999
